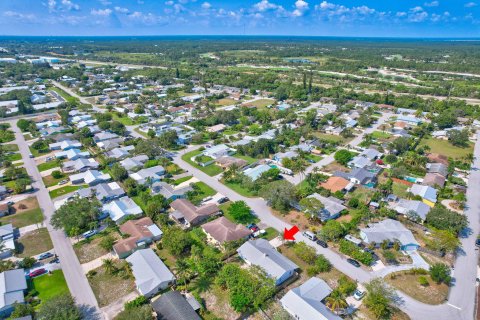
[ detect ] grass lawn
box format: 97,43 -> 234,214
0,198 -> 43,228
49,185 -> 83,199
234,154 -> 258,165
215,98 -> 237,106
42,174 -> 67,187
243,98 -> 275,108
50,86 -> 78,104
31,270 -> 69,303
346,186 -> 376,205
259,227 -> 278,240
166,163 -> 185,175
29,146 -> 51,158
74,231 -> 120,264
156,247 -> 177,269
393,182 -> 410,198
88,263 -> 136,307
37,161 -> 61,172
305,154 -> 322,163
371,131 -> 392,140
17,228 -> 53,258
24,133 -> 34,141
110,113 -> 136,126
5,153 -> 22,162
222,180 -> 257,197
386,271 -> 449,305
188,182 -> 217,204
313,132 -> 346,143
134,127 -> 149,138
3,144 -> 19,152
172,176 -> 193,185
420,137 -> 474,160
181,149 -> 223,176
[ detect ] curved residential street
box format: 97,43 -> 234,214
171,131 -> 480,320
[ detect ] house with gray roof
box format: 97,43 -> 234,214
151,291 -> 201,320
54,148 -> 90,161
335,167 -> 377,186
0,224 -> 15,258
151,181 -> 193,201
105,145 -> 134,160
0,269 -> 27,317
70,169 -> 111,186
48,139 -> 82,151
126,249 -> 175,297
409,184 -> 437,206
280,277 -> 342,320
273,150 -> 298,163
76,182 -> 126,203
102,196 -> 143,223
307,193 -> 347,221
394,199 -> 431,221
237,239 -> 298,286
93,131 -> 119,143
243,164 -> 273,181
202,144 -> 235,159
360,219 -> 420,251
63,158 -> 99,173
129,165 -> 165,185
120,155 -> 149,172
426,163 -> 448,177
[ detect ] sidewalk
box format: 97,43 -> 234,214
19,223 -> 45,236
82,252 -> 116,273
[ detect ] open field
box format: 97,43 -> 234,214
31,270 -> 70,303
419,138 -> 474,160
181,149 -> 223,176
17,228 -> 53,258
0,197 -> 43,228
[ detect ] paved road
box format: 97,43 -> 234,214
51,81 -> 105,113
8,121 -> 102,318
171,130 -> 480,320
284,112 -> 391,185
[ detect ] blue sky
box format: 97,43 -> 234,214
0,0 -> 479,37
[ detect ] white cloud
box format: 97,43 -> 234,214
128,11 -> 167,25
46,0 -> 56,13
253,0 -> 278,12
114,7 -> 129,13
424,1 -> 439,7
465,2 -> 477,7
408,7 -> 428,22
61,0 -> 80,11
201,2 -> 211,9
98,0 -> 112,5
91,8 -> 112,16
317,1 -> 335,10
3,10 -> 36,21
292,0 -> 309,17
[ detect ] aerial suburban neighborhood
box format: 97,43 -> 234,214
0,4 -> 480,319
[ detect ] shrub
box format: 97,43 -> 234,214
337,275 -> 357,296
418,276 -> 429,287
51,170 -> 63,179
429,263 -> 451,285
314,254 -> 332,273
293,242 -> 317,265
339,239 -> 374,266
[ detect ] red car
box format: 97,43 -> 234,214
29,268 -> 47,278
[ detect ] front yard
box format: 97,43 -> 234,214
17,228 -> 53,258
73,230 -> 120,264
386,270 -> 449,305
31,270 -> 69,304
181,149 -> 223,176
419,137 -> 474,160
49,185 -> 83,199
88,262 -> 136,307
0,197 -> 43,228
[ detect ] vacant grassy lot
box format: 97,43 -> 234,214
222,180 -> 257,197
17,228 -> 53,258
42,173 -> 67,187
234,154 -> 258,165
393,182 -> 410,198
243,98 -> 275,108
88,263 -> 136,307
386,271 -> 449,305
31,270 -> 69,303
345,186 -> 377,204
215,98 -> 237,106
49,185 -> 83,199
74,231 -> 120,264
371,131 -> 393,140
220,201 -> 259,225
313,132 -> 346,143
181,149 -> 223,176
188,182 -> 217,204
0,197 -> 43,228
3,144 -> 19,152
29,146 -> 51,158
172,176 -> 193,185
5,153 -> 22,162
420,137 -> 474,160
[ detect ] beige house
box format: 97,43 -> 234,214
202,217 -> 251,247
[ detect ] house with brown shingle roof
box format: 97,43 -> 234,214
170,199 -> 221,228
422,173 -> 446,188
202,217 -> 251,247
216,156 -> 248,169
320,176 -> 351,193
113,217 -> 163,259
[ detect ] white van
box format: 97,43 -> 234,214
302,231 -> 317,241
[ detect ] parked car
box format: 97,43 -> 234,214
353,289 -> 366,300
29,268 -> 47,278
217,197 -> 229,204
38,252 -> 54,260
316,240 -> 328,248
247,224 -> 259,232
82,229 -> 97,239
476,238 -> 480,247
347,258 -> 360,268
302,231 -> 317,241
58,179 -> 68,185
29,153 -> 34,158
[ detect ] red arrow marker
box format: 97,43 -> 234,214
283,226 -> 299,241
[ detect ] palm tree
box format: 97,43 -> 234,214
175,259 -> 191,292
102,258 -> 116,275
325,290 -> 348,314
